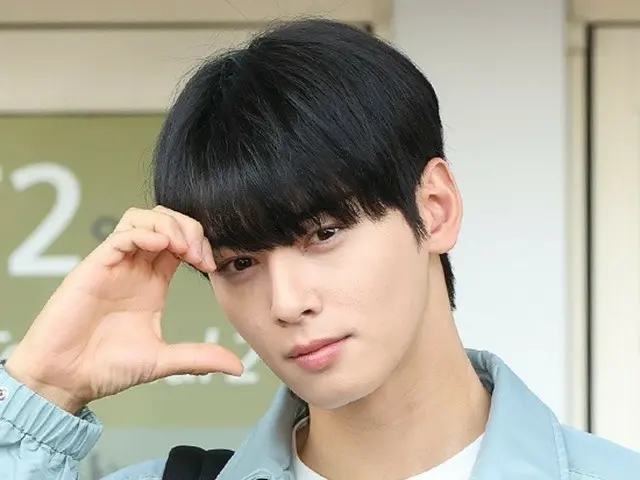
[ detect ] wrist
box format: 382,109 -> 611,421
3,358 -> 86,414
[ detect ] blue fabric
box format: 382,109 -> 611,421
2,350 -> 639,479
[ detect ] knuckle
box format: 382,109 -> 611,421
161,210 -> 203,239
180,221 -> 204,244
187,219 -> 204,237
160,213 -> 182,233
117,207 -> 142,229
123,206 -> 141,218
105,229 -> 125,243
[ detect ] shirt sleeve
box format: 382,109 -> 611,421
0,365 -> 102,479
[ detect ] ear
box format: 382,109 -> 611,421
415,158 -> 463,254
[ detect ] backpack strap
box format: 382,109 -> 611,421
162,445 -> 234,480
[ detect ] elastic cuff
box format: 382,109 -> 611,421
0,368 -> 102,460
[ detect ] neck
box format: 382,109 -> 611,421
298,288 -> 490,479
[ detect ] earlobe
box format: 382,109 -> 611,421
416,158 -> 462,254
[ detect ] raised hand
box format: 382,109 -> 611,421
5,206 -> 243,413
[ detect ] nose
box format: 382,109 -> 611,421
268,250 -> 321,325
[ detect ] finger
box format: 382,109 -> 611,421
151,249 -> 182,281
200,236 -> 217,272
152,206 -> 212,271
155,343 -> 245,378
116,207 -> 192,260
153,237 -> 216,275
91,229 -> 170,267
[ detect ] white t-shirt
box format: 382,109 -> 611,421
291,418 -> 483,480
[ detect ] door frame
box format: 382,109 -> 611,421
0,0 -> 391,29
568,0 -> 640,433
0,0 -> 391,115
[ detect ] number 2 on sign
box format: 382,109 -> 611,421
6,163 -> 81,277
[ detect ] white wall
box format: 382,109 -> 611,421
394,0 -> 569,422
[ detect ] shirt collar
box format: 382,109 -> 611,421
467,349 -> 569,479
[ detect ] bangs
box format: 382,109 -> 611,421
198,171 -> 378,252
156,121 -> 391,252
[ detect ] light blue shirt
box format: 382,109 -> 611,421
1,350 -> 639,479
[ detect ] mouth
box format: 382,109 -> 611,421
288,335 -> 350,358
287,335 -> 351,372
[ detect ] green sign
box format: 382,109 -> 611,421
0,116 -> 281,428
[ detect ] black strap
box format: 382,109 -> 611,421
162,446 -> 234,480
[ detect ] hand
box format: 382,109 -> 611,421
5,206 -> 243,413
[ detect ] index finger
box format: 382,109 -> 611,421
153,205 -> 216,272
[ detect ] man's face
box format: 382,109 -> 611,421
210,209 -> 432,409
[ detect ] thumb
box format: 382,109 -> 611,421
155,343 -> 245,378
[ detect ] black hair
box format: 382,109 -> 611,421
153,18 -> 456,309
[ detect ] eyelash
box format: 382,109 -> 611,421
216,225 -> 343,275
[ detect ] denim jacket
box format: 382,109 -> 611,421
1,350 -> 639,479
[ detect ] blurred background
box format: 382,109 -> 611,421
0,0 -> 636,476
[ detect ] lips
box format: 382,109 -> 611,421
287,336 -> 350,372
288,336 -> 348,358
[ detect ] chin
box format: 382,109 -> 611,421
286,370 -> 383,411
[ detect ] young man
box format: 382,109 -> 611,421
0,18 -> 639,480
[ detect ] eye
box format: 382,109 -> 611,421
217,256 -> 255,274
313,227 -> 340,243
232,257 -> 254,271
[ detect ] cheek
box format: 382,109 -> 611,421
326,228 -> 428,334
211,278 -> 274,357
